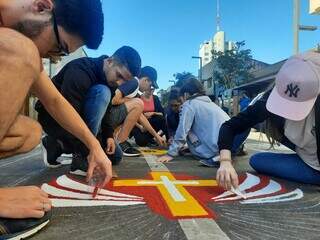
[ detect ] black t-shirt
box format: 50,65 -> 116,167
37,56 -> 115,139
52,56 -> 116,112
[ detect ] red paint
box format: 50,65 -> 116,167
44,173 -> 292,220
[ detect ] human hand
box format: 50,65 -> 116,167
144,112 -> 154,119
0,186 -> 52,219
105,138 -> 116,155
155,135 -> 167,147
87,142 -> 112,188
158,154 -> 173,163
216,160 -> 239,191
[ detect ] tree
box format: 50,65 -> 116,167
173,72 -> 195,88
212,41 -> 254,90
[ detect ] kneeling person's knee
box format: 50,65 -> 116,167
23,119 -> 43,152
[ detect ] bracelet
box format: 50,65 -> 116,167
219,158 -> 232,163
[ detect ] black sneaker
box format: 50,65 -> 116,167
119,141 -> 141,157
42,136 -> 62,168
70,153 -> 88,176
0,211 -> 51,240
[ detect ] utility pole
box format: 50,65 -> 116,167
216,0 -> 221,32
293,0 -> 300,54
293,0 -> 317,54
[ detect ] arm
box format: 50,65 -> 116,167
168,104 -> 195,157
32,71 -> 112,186
112,79 -> 139,105
218,92 -> 271,156
217,92 -> 271,190
158,104 -> 194,163
138,114 -> 166,146
112,89 -> 131,105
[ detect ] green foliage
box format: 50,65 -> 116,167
212,41 -> 254,89
173,71 -> 195,88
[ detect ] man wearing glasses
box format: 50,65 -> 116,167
0,0 -> 108,238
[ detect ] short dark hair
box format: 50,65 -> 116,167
54,0 -> 104,49
180,78 -> 205,97
169,88 -> 180,101
112,46 -> 141,77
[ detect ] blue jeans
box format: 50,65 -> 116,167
228,128 -> 320,185
83,84 -> 122,165
250,152 -> 320,185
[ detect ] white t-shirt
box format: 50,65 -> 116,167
284,108 -> 320,171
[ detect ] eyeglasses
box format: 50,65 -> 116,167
51,10 -> 69,56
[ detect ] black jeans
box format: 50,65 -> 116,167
132,115 -> 168,146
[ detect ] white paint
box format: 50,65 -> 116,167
215,178 -> 282,202
144,155 -> 169,171
160,176 -> 186,202
51,198 -> 145,207
142,154 -> 231,240
241,189 -> 304,204
179,219 -> 230,240
9,220 -> 50,240
57,154 -> 72,165
212,173 -> 260,200
138,180 -> 200,185
56,175 -> 143,199
42,184 -> 143,201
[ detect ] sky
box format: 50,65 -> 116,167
86,0 -> 320,90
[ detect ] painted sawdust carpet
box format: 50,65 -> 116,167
42,172 -> 303,220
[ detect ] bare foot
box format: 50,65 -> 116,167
0,186 -> 52,219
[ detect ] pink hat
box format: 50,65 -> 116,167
266,51 -> 320,121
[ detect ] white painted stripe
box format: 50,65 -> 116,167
144,155 -> 169,171
240,189 -> 304,204
42,184 -> 143,201
142,154 -> 230,240
10,220 -> 50,240
215,178 -> 282,202
137,180 -> 200,185
179,219 -> 230,240
137,181 -> 163,185
56,175 -> 143,199
212,173 -> 260,200
51,198 -> 145,207
160,176 -> 186,202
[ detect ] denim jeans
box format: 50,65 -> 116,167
83,84 -> 122,164
83,84 -> 111,135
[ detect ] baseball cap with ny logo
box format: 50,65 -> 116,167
267,50 -> 320,121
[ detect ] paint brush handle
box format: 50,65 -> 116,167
88,170 -> 105,199
231,186 -> 247,199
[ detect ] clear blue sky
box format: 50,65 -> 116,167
86,0 -> 320,90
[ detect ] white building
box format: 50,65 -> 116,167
310,0 -> 320,14
28,48 -> 87,119
43,48 -> 87,78
199,31 -> 234,68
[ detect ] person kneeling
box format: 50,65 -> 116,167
158,78 -> 229,166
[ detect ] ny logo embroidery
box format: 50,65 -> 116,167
285,83 -> 300,98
